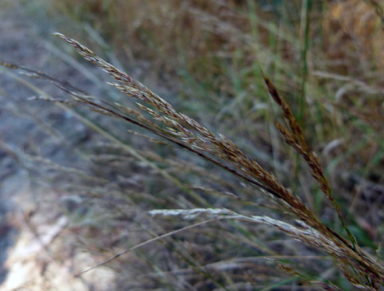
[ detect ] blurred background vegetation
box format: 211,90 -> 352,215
1,0 -> 384,290
40,0 -> 384,182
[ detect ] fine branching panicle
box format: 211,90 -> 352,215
1,33 -> 383,290
263,74 -> 357,250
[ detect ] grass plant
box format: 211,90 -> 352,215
2,30 -> 384,289
1,0 -> 384,290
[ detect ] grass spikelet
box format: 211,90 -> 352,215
149,208 -> 234,220
263,75 -> 359,251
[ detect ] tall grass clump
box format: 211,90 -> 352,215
1,29 -> 383,289
2,0 -> 384,290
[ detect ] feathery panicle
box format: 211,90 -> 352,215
1,32 -> 383,290
263,75 -> 358,250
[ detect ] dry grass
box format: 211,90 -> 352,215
1,0 -> 384,290
2,30 -> 384,289
43,0 -> 384,194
